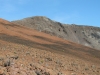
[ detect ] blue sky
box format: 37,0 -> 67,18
0,0 -> 100,27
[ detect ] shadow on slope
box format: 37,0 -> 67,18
33,36 -> 100,58
0,33 -> 100,63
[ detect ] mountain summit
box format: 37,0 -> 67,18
12,16 -> 100,50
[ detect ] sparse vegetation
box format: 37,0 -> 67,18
0,17 -> 100,75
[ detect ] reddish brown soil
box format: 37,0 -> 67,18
12,16 -> 100,50
0,18 -> 100,75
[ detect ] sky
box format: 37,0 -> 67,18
0,0 -> 100,27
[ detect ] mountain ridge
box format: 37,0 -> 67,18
12,16 -> 100,50
0,18 -> 100,75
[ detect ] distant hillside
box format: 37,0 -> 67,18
12,16 -> 100,50
0,18 -> 100,75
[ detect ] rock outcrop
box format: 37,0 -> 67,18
12,16 -> 100,50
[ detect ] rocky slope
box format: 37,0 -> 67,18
12,16 -> 100,50
0,18 -> 100,75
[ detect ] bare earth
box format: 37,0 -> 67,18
12,16 -> 100,50
0,18 -> 100,75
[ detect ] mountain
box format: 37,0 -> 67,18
12,16 -> 100,50
0,18 -> 100,75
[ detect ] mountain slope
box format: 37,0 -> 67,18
12,16 -> 100,50
0,18 -> 100,75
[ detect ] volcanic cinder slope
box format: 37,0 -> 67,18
0,18 -> 100,75
12,16 -> 100,50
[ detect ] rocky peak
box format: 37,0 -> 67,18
12,16 -> 100,50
